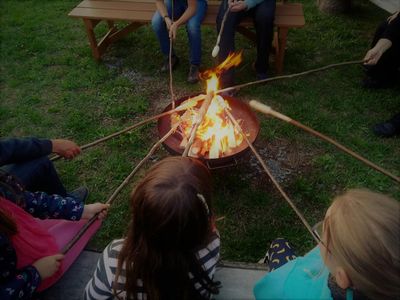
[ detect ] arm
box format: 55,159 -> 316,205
169,0 -> 197,39
22,191 -> 84,220
364,12 -> 400,65
0,235 -> 41,300
84,243 -> 115,300
0,138 -> 52,166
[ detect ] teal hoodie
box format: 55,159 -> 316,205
254,247 -> 334,300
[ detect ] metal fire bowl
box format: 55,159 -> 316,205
157,94 -> 260,168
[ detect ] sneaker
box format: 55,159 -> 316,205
161,55 -> 179,73
256,72 -> 268,81
187,64 -> 200,84
68,186 -> 89,202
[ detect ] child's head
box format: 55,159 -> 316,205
116,156 -> 215,299
321,189 -> 399,300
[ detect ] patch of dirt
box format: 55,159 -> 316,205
237,137 -> 321,186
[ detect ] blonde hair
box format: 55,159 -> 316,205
324,189 -> 400,300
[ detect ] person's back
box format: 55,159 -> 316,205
84,157 -> 220,300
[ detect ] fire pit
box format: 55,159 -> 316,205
158,94 -> 260,168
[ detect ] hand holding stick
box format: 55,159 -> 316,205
249,100 -> 400,183
60,123 -> 180,255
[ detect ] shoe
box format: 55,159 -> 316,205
187,64 -> 200,83
373,122 -> 399,137
68,186 -> 89,202
160,55 -> 179,73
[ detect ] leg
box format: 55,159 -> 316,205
265,238 -> 296,271
152,0 -> 185,56
186,0 -> 208,66
3,156 -> 67,196
216,0 -> 246,87
253,0 -> 276,75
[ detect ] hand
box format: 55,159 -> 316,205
169,22 -> 179,40
51,139 -> 81,159
229,0 -> 247,12
387,11 -> 399,24
363,47 -> 383,65
164,16 -> 172,30
82,203 -> 110,220
33,254 -> 64,280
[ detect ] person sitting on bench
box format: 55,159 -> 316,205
216,0 -> 276,89
152,0 -> 207,84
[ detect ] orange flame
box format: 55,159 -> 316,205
173,52 -> 244,159
202,51 -> 243,80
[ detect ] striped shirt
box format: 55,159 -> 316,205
84,232 -> 220,300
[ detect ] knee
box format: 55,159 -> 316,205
186,20 -> 201,35
152,13 -> 164,31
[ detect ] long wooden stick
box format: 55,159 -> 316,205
220,103 -> 321,244
51,108 -> 180,162
182,91 -> 214,157
249,100 -> 400,183
217,60 -> 363,94
61,124 -> 179,254
169,3 -> 175,109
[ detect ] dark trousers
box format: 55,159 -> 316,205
216,0 -> 276,87
2,156 -> 67,196
366,21 -> 400,83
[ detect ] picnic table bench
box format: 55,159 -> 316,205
69,0 -> 305,74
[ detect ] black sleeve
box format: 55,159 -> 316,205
382,13 -> 400,43
0,138 -> 52,166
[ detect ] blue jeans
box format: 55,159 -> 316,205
2,156 -> 67,196
152,0 -> 208,66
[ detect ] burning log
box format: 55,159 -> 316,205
182,91 -> 214,157
61,122 -> 180,254
249,100 -> 400,184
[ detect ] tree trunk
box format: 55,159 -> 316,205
317,0 -> 352,14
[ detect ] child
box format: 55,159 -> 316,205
0,171 -> 109,299
152,0 -> 207,84
254,189 -> 400,300
84,157 -> 220,299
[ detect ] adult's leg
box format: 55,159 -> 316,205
186,0 -> 208,66
3,156 -> 67,196
216,1 -> 247,87
152,0 -> 186,57
252,0 -> 276,75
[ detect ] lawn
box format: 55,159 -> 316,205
0,0 -> 399,262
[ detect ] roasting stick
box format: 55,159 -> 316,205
249,100 -> 400,184
216,99 -> 321,244
169,3 -> 176,109
50,107 -> 187,162
212,6 -> 230,58
217,60 -> 363,95
182,91 -> 215,157
61,123 -> 180,254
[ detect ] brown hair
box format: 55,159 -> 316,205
114,157 -> 219,300
324,189 -> 400,300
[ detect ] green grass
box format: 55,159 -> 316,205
1,0 -> 399,261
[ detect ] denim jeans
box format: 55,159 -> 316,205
2,156 -> 67,196
152,0 -> 208,66
216,0 -> 276,87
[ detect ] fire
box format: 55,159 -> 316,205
173,52 -> 245,159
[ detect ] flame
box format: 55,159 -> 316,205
172,52 -> 245,159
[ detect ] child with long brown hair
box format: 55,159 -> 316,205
85,156 -> 220,300
254,189 -> 400,300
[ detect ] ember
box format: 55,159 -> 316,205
172,53 -> 246,159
